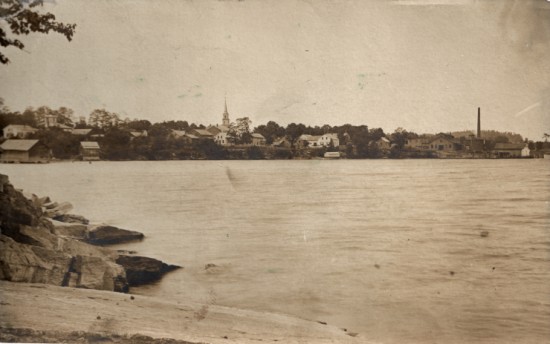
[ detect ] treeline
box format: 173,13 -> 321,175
3,100 -> 544,161
451,130 -> 524,143
0,101 -> 398,159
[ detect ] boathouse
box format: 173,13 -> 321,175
80,141 -> 101,161
0,139 -> 50,163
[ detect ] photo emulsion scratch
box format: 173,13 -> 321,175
0,0 -> 549,343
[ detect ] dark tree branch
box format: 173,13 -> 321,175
0,0 -> 75,64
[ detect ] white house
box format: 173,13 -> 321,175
2,124 -> 37,139
319,133 -> 339,147
298,133 -> 339,148
298,134 -> 322,147
215,131 -> 232,146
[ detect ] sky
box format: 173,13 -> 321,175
1,0 -> 549,139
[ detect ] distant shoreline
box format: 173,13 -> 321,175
0,155 -> 541,164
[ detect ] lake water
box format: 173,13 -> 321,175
1,160 -> 549,344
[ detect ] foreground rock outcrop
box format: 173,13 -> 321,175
0,174 -> 179,293
0,235 -> 72,286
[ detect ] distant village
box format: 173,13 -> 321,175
1,99 -> 549,163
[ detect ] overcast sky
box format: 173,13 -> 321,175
1,0 -> 549,139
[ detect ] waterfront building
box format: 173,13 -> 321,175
428,136 -> 461,152
80,141 -> 101,161
492,143 -> 524,158
0,139 -> 51,163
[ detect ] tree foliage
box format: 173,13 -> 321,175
99,127 -> 131,160
255,121 -> 285,144
89,109 -> 121,128
30,127 -> 79,159
228,117 -> 252,144
0,0 -> 76,64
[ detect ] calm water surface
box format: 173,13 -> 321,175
2,160 -> 549,344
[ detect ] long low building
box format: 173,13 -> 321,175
0,139 -> 51,163
492,143 -> 526,158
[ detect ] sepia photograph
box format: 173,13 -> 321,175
0,0 -> 549,343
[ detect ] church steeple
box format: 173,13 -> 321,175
222,96 -> 230,126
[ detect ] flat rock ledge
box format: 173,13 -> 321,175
86,225 -> 145,245
0,173 -> 178,293
49,220 -> 145,245
0,281 -> 361,344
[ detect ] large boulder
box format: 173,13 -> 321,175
0,235 -> 72,286
115,255 -> 180,286
0,175 -> 42,239
86,225 -> 144,245
0,234 -> 128,292
71,255 -> 128,292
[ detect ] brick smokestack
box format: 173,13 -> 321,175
477,107 -> 481,138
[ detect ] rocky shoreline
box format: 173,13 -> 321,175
0,173 -> 179,293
